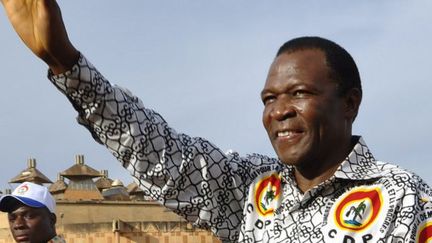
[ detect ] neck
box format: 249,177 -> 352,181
294,161 -> 341,193
42,231 -> 57,242
293,136 -> 356,193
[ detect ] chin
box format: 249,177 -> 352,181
276,149 -> 312,167
273,141 -> 312,165
277,153 -> 302,166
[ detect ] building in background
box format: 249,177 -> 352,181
0,155 -> 219,243
9,158 -> 52,185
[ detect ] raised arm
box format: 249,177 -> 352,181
1,0 -> 79,74
3,2 -> 267,241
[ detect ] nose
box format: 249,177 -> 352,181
270,96 -> 296,121
12,216 -> 26,230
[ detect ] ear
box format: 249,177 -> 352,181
50,213 -> 57,226
344,88 -> 362,122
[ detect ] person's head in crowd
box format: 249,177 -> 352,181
0,182 -> 57,243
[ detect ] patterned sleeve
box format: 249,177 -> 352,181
382,170 -> 432,243
48,54 -> 249,241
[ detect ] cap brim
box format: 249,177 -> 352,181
0,195 -> 46,212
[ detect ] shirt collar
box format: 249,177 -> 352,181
280,136 -> 383,183
48,235 -> 66,243
333,136 -> 383,180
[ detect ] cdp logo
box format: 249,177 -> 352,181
334,187 -> 383,231
16,184 -> 29,195
254,173 -> 281,217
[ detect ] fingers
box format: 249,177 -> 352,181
1,0 -> 25,16
0,0 -> 8,7
0,0 -> 15,7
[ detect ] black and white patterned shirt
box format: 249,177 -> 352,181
49,55 -> 432,243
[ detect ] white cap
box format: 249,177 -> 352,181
0,182 -> 55,213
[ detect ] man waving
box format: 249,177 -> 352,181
2,1 -> 432,242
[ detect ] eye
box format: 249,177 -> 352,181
23,212 -> 37,220
262,95 -> 276,105
8,215 -> 16,222
292,89 -> 309,97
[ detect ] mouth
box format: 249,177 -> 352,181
14,234 -> 30,242
275,128 -> 304,140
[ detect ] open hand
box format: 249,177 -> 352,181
1,0 -> 79,73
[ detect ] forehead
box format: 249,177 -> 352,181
264,49 -> 331,88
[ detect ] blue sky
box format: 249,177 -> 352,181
1,1 -> 431,190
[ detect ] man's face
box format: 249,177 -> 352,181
7,203 -> 55,243
261,49 -> 352,170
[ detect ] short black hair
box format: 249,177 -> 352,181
277,36 -> 362,96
